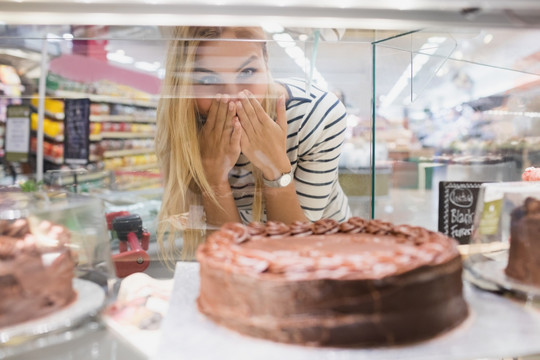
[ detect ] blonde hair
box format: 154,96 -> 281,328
156,27 -> 276,266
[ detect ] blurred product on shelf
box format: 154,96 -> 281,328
113,170 -> 161,191
31,96 -> 64,115
90,102 -> 110,116
31,113 -> 63,138
30,137 -> 63,160
46,71 -> 158,105
104,154 -> 158,171
446,155 -> 518,182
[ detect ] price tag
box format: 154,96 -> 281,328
5,105 -> 31,162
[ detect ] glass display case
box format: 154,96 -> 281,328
1,2 -> 540,359
372,28 -> 540,235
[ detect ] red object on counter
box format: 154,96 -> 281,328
106,211 -> 130,230
114,232 -> 150,278
107,212 -> 150,278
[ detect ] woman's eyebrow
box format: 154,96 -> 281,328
235,55 -> 257,72
193,67 -> 216,74
193,55 -> 258,74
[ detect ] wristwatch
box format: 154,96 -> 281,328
263,169 -> 294,188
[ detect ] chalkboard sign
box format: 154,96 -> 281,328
64,99 -> 90,165
5,105 -> 31,162
438,181 -> 484,244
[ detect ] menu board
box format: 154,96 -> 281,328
438,181 -> 484,244
5,105 -> 31,162
64,99 -> 90,165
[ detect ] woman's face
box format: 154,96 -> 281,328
192,30 -> 269,117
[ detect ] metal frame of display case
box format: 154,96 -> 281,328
1,2 -> 540,359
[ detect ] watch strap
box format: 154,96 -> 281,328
262,168 -> 293,188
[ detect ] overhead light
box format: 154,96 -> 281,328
134,61 -> 161,72
436,65 -> 449,77
62,33 -> 74,40
453,50 -> 464,60
298,34 -> 309,42
428,37 -> 447,44
261,22 -> 284,34
157,68 -> 165,79
483,33 -> 493,44
272,33 -> 295,48
46,33 -> 62,42
106,50 -> 134,64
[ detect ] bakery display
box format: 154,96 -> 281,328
505,197 -> 540,287
197,218 -> 468,347
0,218 -> 76,328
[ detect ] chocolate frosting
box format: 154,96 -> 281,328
505,197 -> 540,286
197,217 -> 468,346
199,218 -> 459,281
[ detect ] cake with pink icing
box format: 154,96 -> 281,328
522,167 -> 540,181
0,218 -> 76,328
196,218 -> 468,347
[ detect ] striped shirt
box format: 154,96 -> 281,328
229,77 -> 351,224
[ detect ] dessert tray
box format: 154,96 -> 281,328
154,262 -> 540,360
0,278 -> 106,350
465,251 -> 540,299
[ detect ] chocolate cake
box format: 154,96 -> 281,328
505,197 -> 540,287
0,218 -> 76,328
197,218 -> 468,347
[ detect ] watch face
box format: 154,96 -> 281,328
278,173 -> 292,187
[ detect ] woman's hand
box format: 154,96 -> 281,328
236,91 -> 290,180
199,94 -> 242,186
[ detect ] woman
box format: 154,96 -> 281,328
156,26 -> 351,262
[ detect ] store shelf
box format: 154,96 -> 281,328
50,170 -> 110,186
103,148 -> 155,158
34,133 -> 102,142
115,163 -> 159,172
43,155 -> 63,165
90,115 -> 156,123
45,110 -> 64,121
39,133 -> 64,143
53,90 -> 158,108
30,107 -> 65,121
100,132 -> 155,139
38,154 -> 101,164
116,178 -> 162,191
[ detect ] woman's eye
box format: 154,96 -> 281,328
196,75 -> 221,85
238,68 -> 256,79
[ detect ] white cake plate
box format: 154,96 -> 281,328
0,278 -> 106,347
465,253 -> 540,298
